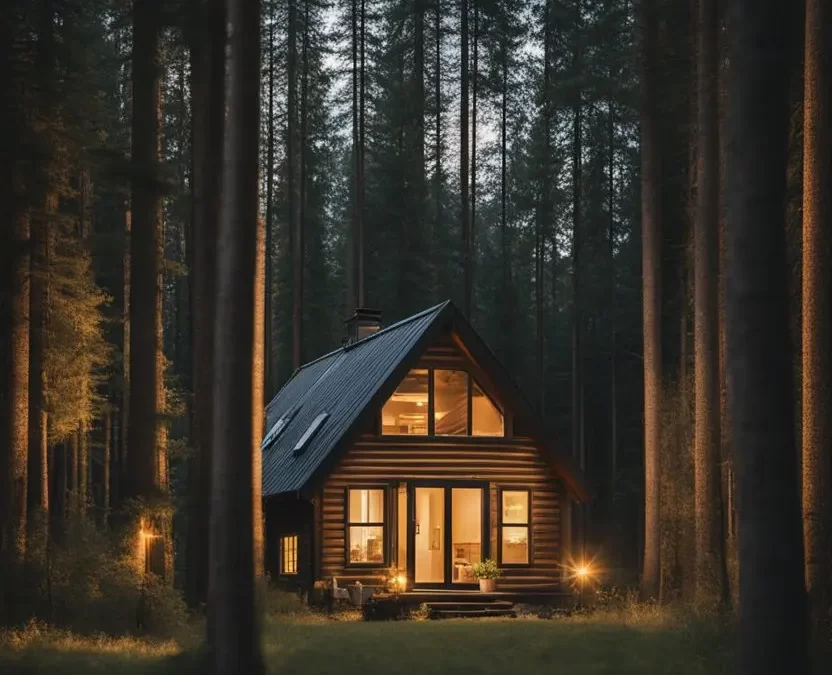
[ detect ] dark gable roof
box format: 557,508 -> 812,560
261,300 -> 588,501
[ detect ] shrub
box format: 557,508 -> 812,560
19,512 -> 188,639
471,559 -> 501,580
261,584 -> 307,617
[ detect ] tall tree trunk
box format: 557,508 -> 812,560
538,0 -> 552,410
801,0 -> 832,636
287,0 -> 301,369
500,30 -> 510,371
121,203 -> 130,493
29,203 -> 51,528
571,62 -> 583,467
434,0 -> 442,278
460,0 -> 469,317
6,186 -> 30,565
608,97 -> 617,498
358,0 -> 365,307
467,0 -> 477,318
253,216 -> 266,580
79,420 -> 88,511
187,0 -> 225,610
724,1 -> 807,673
128,0 -> 164,500
349,0 -> 358,314
103,408 -> 111,517
693,0 -> 728,606
208,0 -> 264,669
28,0 -> 55,533
295,0 -> 308,369
264,5 -> 275,399
640,0 -> 662,602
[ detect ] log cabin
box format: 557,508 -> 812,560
262,301 -> 588,605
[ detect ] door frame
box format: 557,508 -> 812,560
407,481 -> 490,590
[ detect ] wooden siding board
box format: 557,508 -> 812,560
320,438 -> 563,588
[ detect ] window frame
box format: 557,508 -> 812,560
345,486 -> 389,568
279,534 -> 299,576
497,487 -> 532,568
380,369 -> 430,436
379,368 -> 506,439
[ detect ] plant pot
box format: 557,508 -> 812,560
479,578 -> 496,593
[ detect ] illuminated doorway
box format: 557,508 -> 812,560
411,485 -> 485,587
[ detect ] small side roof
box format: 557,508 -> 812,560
261,300 -> 588,501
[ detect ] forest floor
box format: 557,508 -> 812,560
0,612 -> 737,674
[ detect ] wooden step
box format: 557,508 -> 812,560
428,607 -> 517,619
425,600 -> 517,619
425,600 -> 514,611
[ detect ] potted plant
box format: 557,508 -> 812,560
471,558 -> 501,592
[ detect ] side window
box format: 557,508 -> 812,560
500,490 -> 530,565
347,489 -> 386,564
280,534 -> 298,575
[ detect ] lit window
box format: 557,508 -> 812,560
382,369 -> 428,435
472,380 -> 504,436
280,535 -> 298,575
348,489 -> 385,564
434,370 -> 469,435
500,490 -> 529,565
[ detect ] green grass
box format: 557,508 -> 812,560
0,614 -> 737,675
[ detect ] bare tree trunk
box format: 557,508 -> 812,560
693,0 -> 728,606
801,0 -> 832,637
287,0 -> 302,369
208,0 -> 264,669
79,420 -> 88,511
187,0 -> 225,610
348,0 -> 358,314
264,4 -> 275,398
358,0 -> 365,307
128,0 -> 164,500
460,0 -> 469,317
121,203 -> 130,493
28,202 -> 51,527
468,0 -> 477,318
103,408 -> 111,517
6,194 -> 30,564
434,0 -> 442,276
724,0 -> 807,672
253,217 -> 266,579
640,0 -> 662,602
608,97 -> 617,497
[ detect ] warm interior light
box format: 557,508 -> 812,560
396,575 -> 406,587
576,565 -> 589,578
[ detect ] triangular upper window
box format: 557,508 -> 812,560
381,368 -> 504,437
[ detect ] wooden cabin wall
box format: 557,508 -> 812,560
319,434 -> 564,589
265,497 -> 314,591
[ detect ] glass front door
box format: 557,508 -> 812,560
412,485 -> 484,587
451,488 -> 483,583
414,487 -> 445,584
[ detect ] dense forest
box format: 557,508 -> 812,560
0,0 -> 829,672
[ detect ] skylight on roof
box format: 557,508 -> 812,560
292,412 -> 329,457
261,407 -> 298,450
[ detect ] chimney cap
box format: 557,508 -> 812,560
344,307 -> 383,345
345,307 -> 383,324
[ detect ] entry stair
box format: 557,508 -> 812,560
424,599 -> 516,619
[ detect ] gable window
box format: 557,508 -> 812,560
280,534 -> 298,575
348,488 -> 386,564
382,368 -> 505,437
381,369 -> 429,435
472,380 -> 504,436
499,490 -> 530,565
434,369 -> 469,435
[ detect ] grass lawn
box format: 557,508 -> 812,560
0,614 -> 737,675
